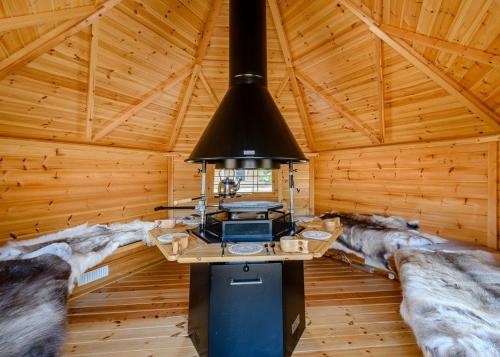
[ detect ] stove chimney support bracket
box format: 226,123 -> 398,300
288,161 -> 296,234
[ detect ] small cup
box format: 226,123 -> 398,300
323,218 -> 340,232
280,236 -> 309,253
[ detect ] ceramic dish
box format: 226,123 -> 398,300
155,219 -> 176,229
158,232 -> 189,244
227,243 -> 263,255
301,230 -> 332,241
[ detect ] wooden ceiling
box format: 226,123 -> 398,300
0,0 -> 499,153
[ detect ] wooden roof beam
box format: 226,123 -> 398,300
293,24 -> 367,70
166,65 -> 201,150
166,0 -> 224,150
85,22 -> 99,141
373,0 -> 385,143
93,66 -> 192,142
0,0 -> 122,81
374,38 -> 385,143
296,70 -> 381,145
199,69 -> 219,106
381,24 -> 500,66
268,0 -> 316,152
274,73 -> 289,99
0,5 -> 95,32
339,0 -> 500,131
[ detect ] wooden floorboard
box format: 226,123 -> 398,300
64,254 -> 421,356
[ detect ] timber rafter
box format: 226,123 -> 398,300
268,0 -> 316,152
85,22 -> 99,141
338,0 -> 500,132
92,66 -> 192,142
296,70 -> 381,145
0,0 -> 122,81
166,0 -> 224,151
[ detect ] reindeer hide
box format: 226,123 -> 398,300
0,254 -> 71,357
395,248 -> 500,357
321,212 -> 446,270
0,220 -> 155,291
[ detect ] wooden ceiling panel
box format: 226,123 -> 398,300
172,80 -> 213,153
279,0 -> 361,60
303,85 -> 374,150
383,45 -> 497,141
388,0 -> 500,119
274,81 -> 309,148
115,0 -> 203,58
99,9 -> 193,71
91,79 -> 184,148
0,0 -> 498,152
0,0 -> 95,60
0,29 -> 89,142
297,35 -> 380,138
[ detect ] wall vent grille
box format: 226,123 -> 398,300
78,265 -> 109,286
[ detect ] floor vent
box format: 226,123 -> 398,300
78,265 -> 109,286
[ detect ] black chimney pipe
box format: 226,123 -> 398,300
229,0 -> 267,86
186,0 -> 307,169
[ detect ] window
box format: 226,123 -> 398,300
213,169 -> 273,193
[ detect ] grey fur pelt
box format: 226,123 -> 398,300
0,254 -> 71,357
321,211 -> 446,270
395,248 -> 500,357
0,220 -> 155,292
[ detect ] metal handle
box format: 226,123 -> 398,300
154,206 -> 196,210
173,197 -> 201,205
229,277 -> 262,286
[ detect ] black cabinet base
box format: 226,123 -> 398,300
188,261 -> 305,357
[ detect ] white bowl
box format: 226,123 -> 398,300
155,219 -> 176,229
158,232 -> 189,244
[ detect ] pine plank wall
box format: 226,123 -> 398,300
315,137 -> 500,250
1,136 -> 499,251
0,137 -> 168,243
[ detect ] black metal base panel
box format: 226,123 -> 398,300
188,261 -> 305,357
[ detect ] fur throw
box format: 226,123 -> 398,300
321,212 -> 446,270
395,248 -> 500,357
0,220 -> 155,291
0,254 -> 71,357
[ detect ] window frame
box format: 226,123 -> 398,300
211,168 -> 277,195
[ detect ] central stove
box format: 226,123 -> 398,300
189,201 -> 301,243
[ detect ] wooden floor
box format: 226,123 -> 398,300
64,255 -> 422,356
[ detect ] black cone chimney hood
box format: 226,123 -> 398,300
186,0 -> 307,169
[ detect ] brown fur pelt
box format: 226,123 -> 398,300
0,254 -> 71,357
321,211 -> 446,270
396,248 -> 500,357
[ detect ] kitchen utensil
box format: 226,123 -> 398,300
172,234 -> 189,255
217,169 -> 241,198
264,243 -> 270,255
323,218 -> 340,232
302,230 -> 332,241
279,236 -> 309,253
221,241 -> 227,257
228,243 -> 263,255
270,242 -> 276,254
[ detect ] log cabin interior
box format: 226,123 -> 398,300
0,0 -> 499,356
